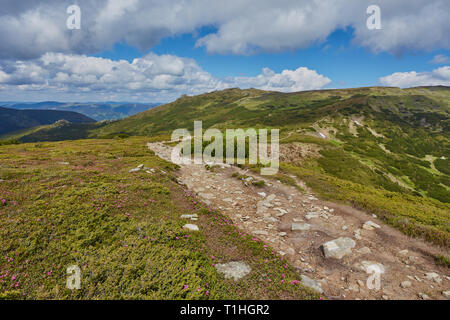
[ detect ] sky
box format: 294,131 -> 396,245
0,0 -> 449,103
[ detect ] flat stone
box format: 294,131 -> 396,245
215,261 -> 251,281
305,212 -> 319,220
180,214 -> 199,220
301,274 -> 324,294
322,237 -> 356,259
400,281 -> 412,288
358,247 -> 372,255
183,224 -> 199,232
291,223 -> 311,231
257,192 -> 267,198
362,221 -> 381,231
253,230 -> 268,236
129,168 -> 140,173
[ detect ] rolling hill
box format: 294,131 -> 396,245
3,101 -> 160,121
1,86 -> 449,244
0,106 -> 96,136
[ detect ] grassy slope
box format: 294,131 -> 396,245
0,137 -> 316,299
1,86 -> 449,246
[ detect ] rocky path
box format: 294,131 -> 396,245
147,141 -> 449,300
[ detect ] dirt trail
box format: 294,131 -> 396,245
148,141 -> 449,300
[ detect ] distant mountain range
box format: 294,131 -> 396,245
0,101 -> 160,121
0,106 -> 96,136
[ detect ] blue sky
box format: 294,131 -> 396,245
97,27 -> 449,91
0,0 -> 449,102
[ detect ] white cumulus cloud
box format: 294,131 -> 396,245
0,53 -> 331,101
379,66 -> 450,88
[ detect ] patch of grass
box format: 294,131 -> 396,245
0,137 -> 315,300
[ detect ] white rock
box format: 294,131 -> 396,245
180,214 -> 199,221
291,223 -> 311,231
418,292 -> 430,300
322,237 -> 356,259
400,281 -> 412,288
257,192 -> 267,198
442,291 -> 450,298
215,261 -> 251,281
301,274 -> 324,294
183,224 -> 199,232
424,272 -> 442,284
362,221 -> 381,231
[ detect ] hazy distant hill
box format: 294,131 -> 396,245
3,101 -> 160,121
0,106 -> 96,135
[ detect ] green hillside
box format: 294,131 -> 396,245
0,106 -> 95,136
2,86 -> 449,246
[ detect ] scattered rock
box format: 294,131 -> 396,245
305,212 -> 319,220
424,272 -> 442,284
301,274 -> 324,294
321,237 -> 356,259
183,224 -> 199,232
257,192 -> 267,198
215,261 -> 251,281
442,291 -> 450,298
398,249 -> 409,256
129,168 -> 141,173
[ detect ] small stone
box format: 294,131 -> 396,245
382,295 -> 389,300
215,261 -> 251,281
279,232 -> 287,237
424,272 -> 442,284
183,224 -> 199,232
342,226 -> 348,231
258,192 -> 267,198
129,168 -> 140,173
362,221 -> 381,231
400,281 -> 412,288
301,275 -> 324,294
442,291 -> 450,298
321,237 -> 356,259
398,249 -> 409,256
291,223 -> 311,231
357,280 -> 365,287
180,214 -> 198,220
418,292 -> 430,300
137,164 -> 145,169
358,247 -> 371,254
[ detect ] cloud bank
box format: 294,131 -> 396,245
0,53 -> 331,101
379,66 -> 450,88
0,0 -> 449,59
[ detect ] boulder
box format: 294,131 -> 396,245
321,237 -> 356,259
301,274 -> 324,294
